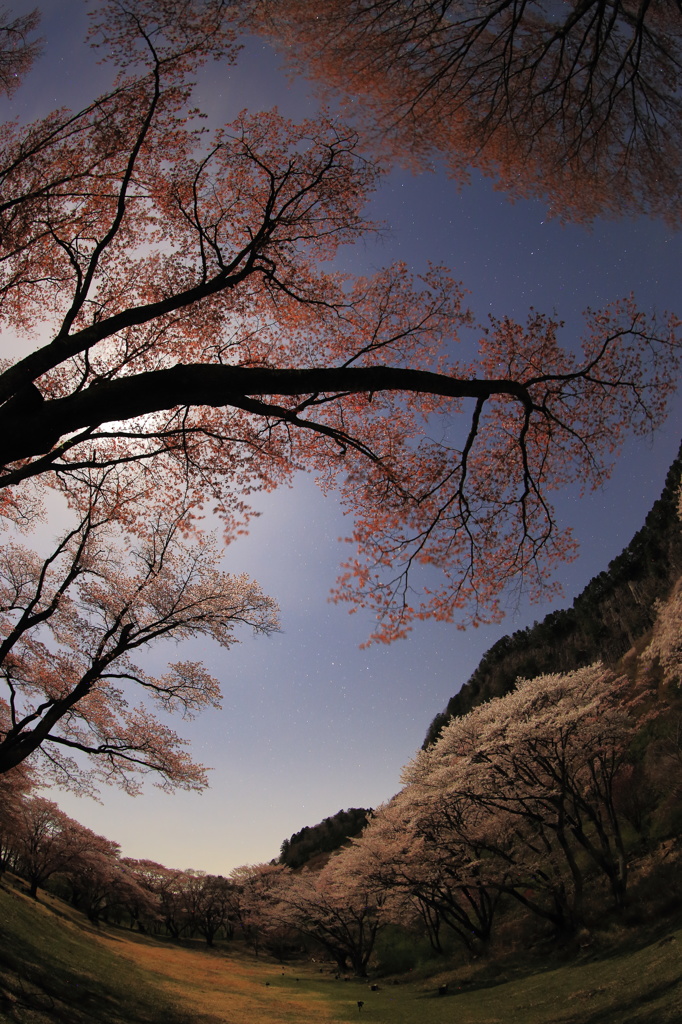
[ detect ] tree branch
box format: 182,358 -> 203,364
0,364 -> 531,466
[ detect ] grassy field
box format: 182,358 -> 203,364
1,879 -> 681,1023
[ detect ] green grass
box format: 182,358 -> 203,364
1,877 -> 681,1024
0,880 -> 207,1024
268,933 -> 682,1024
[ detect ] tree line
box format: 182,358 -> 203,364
3,560 -> 681,972
279,807 -> 371,870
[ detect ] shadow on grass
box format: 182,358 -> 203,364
0,885 -> 210,1024
0,946 -> 196,1024
571,977 -> 682,1024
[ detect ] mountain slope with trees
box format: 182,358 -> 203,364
424,442 -> 682,747
278,807 -> 371,869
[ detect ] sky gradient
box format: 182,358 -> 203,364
6,1 -> 682,874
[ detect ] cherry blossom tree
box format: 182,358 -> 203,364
346,812 -> 449,953
117,857 -> 165,931
0,0 -> 678,649
273,849 -> 387,975
228,862 -> 292,956
638,537 -> 682,826
178,870 -> 233,945
132,861 -> 191,939
10,795 -> 72,897
0,476 -> 279,790
123,858 -> 182,933
643,481 -> 679,688
5,794 -> 156,921
643,578 -> 682,685
0,760 -> 32,874
56,824 -> 124,923
0,5 -> 40,97
353,793 -> 501,953
403,664 -> 645,928
253,0 -> 682,225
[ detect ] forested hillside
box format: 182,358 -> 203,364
278,807 -> 370,869
424,443 -> 682,747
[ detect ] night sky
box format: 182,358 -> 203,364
6,1 -> 682,873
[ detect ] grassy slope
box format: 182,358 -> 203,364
0,880 -> 201,1024
1,880 -> 681,1024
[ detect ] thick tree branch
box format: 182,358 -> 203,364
0,364 -> 531,466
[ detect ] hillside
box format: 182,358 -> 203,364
424,441 -> 682,747
278,807 -> 370,869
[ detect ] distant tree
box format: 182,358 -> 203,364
274,849 -> 387,975
638,566 -> 682,834
148,865 -> 193,940
0,761 -> 32,874
179,870 -> 233,946
58,826 -> 122,922
11,795 -> 72,897
279,807 -> 371,868
228,863 -> 291,956
254,0 -> 682,225
123,858 -> 178,930
644,578 -> 682,685
119,858 -> 166,932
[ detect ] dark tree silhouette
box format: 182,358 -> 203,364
254,0 -> 682,224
